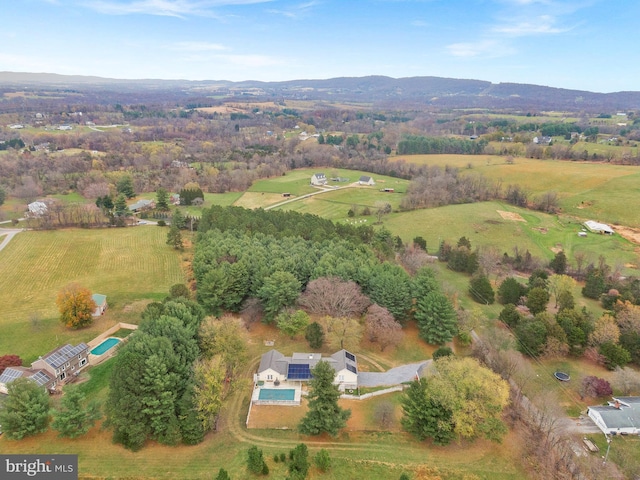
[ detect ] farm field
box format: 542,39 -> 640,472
393,154 -> 640,227
0,226 -> 184,362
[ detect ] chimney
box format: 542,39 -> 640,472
614,400 -> 621,409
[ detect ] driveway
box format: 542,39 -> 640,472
0,228 -> 23,253
358,360 -> 431,388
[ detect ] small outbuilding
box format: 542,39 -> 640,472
92,294 -> 108,316
584,220 -> 614,235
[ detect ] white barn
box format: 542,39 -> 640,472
584,220 -> 614,235
358,175 -> 375,186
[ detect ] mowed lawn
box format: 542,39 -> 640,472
0,226 -> 184,362
393,154 -> 640,227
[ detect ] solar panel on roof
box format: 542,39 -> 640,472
346,364 -> 357,374
0,368 -> 23,383
287,364 -> 312,380
345,351 -> 356,362
30,371 -> 51,386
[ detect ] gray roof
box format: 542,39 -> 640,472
41,343 -> 88,369
0,367 -> 53,387
359,175 -> 372,182
589,397 -> 640,430
258,349 -> 357,376
128,199 -> 153,211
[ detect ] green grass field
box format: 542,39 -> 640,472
392,154 -> 640,227
0,226 -> 184,362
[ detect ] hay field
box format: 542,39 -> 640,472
0,226 -> 184,362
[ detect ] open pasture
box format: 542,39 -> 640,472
395,154 -> 640,227
381,201 -> 639,274
0,226 -> 184,362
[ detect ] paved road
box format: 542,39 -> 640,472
358,360 -> 431,387
0,228 -> 24,253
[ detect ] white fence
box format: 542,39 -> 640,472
340,385 -> 404,400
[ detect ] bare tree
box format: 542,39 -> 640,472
612,366 -> 640,395
297,277 -> 371,318
364,304 -> 403,351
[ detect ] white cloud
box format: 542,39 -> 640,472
492,15 -> 569,36
84,0 -> 273,18
411,20 -> 428,27
446,40 -> 515,58
172,41 -> 227,51
267,1 -> 319,19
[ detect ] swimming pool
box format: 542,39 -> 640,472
258,388 -> 296,401
90,337 -> 121,356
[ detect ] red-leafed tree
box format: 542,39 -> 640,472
364,304 -> 403,351
0,355 -> 23,375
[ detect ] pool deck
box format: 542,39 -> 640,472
251,383 -> 302,406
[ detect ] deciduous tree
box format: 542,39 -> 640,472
364,304 -> 403,351
276,309 -> 309,338
0,354 -> 22,374
320,315 -> 363,350
299,361 -> 351,436
297,276 -> 370,318
56,283 -> 97,329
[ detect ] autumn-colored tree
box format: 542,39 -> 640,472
0,354 -> 22,375
297,276 -> 370,318
589,314 -> 620,347
56,283 -> 97,329
364,304 -> 403,351
320,315 -> 363,351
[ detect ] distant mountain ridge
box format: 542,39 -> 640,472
1,71 -> 639,111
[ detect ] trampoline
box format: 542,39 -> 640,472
554,371 -> 570,382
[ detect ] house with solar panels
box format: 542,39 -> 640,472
0,366 -> 55,394
256,349 -> 358,392
30,343 -> 90,386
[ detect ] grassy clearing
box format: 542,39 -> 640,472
0,227 -> 184,362
379,201 -> 639,276
393,154 -> 640,227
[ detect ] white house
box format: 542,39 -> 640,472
256,349 -> 358,391
587,397 -> 640,435
358,175 -> 375,186
310,173 -> 327,186
584,220 -> 615,235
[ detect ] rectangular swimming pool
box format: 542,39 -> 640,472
90,337 -> 121,356
258,388 -> 296,401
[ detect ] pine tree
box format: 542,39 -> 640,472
305,322 -> 324,349
167,225 -> 184,251
415,291 -> 458,344
0,378 -> 50,440
299,361 -> 351,436
51,388 -> 101,438
401,380 -> 455,445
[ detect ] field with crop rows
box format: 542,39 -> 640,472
0,226 -> 184,362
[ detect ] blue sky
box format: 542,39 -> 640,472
1,0 -> 638,92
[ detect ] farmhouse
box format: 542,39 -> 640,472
0,367 -> 55,394
256,349 -> 358,391
584,220 -> 615,235
587,397 -> 640,435
310,172 -> 327,186
92,293 -> 108,317
358,175 -> 375,186
31,343 -> 89,385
